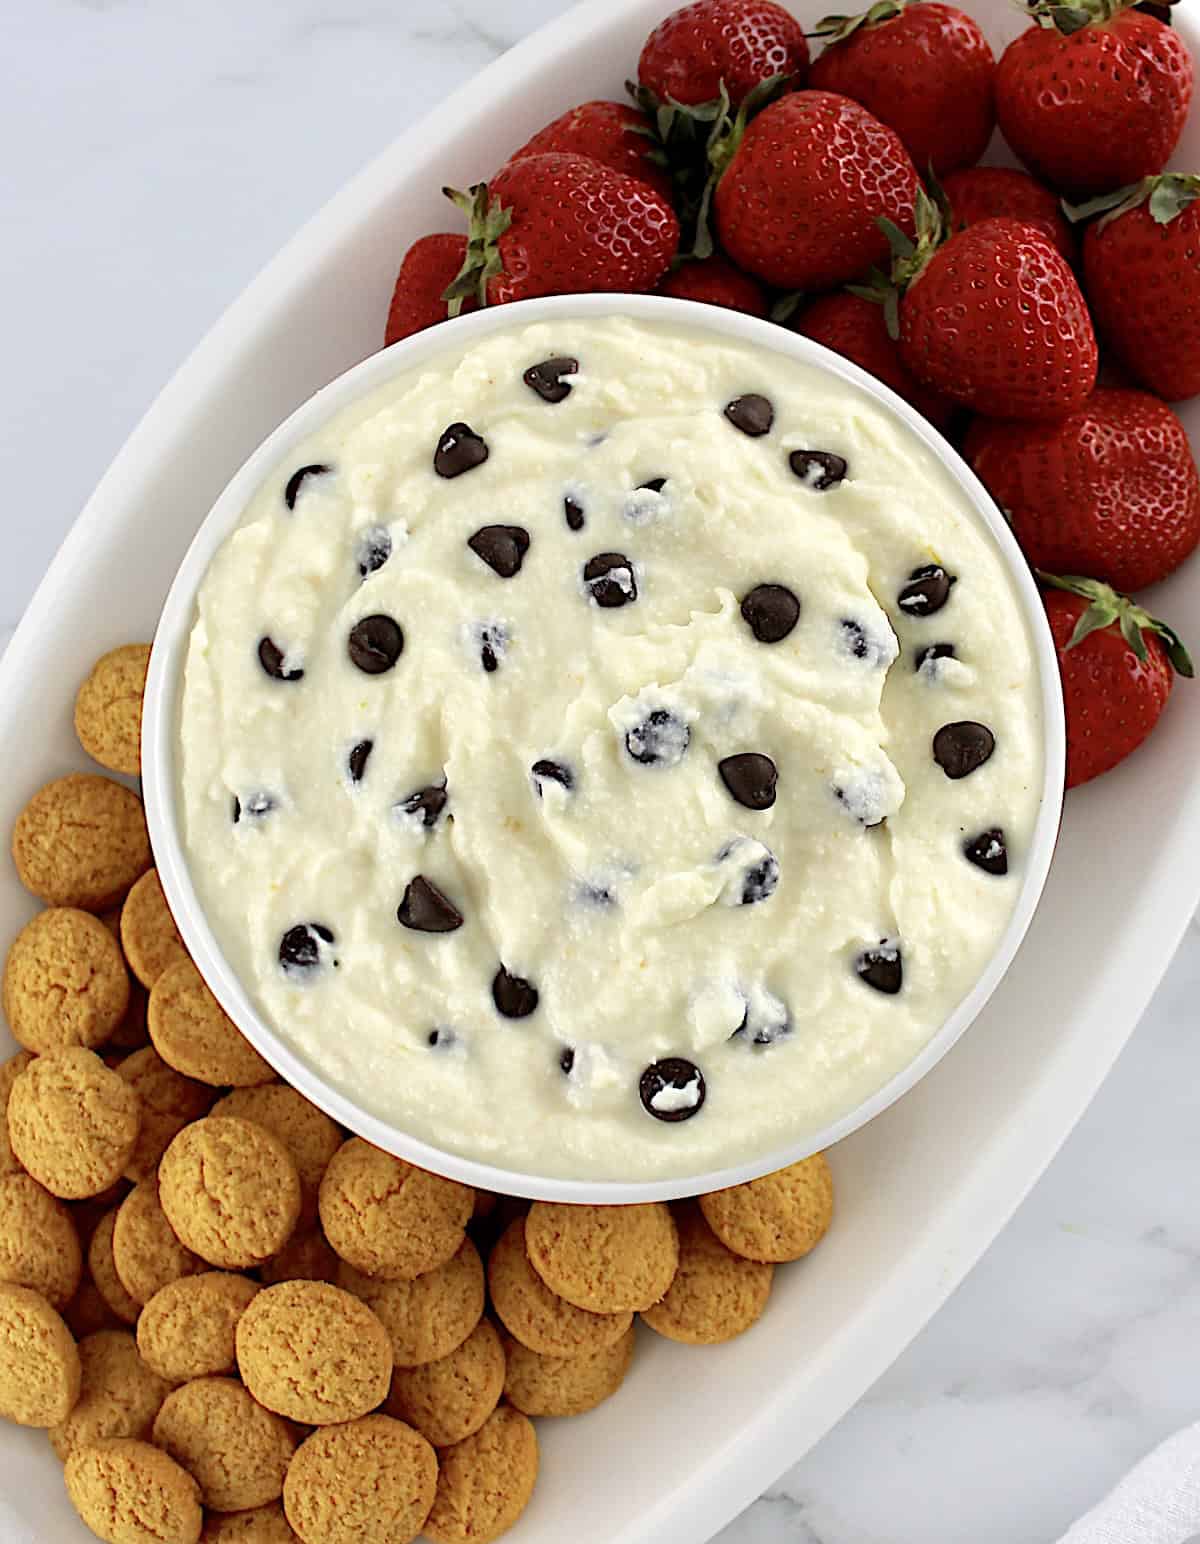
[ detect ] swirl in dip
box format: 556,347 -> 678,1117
178,314 -> 1043,1180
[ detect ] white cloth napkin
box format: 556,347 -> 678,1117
1059,1423 -> 1200,1543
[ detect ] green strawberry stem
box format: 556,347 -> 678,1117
441,183 -> 513,315
809,0 -> 909,43
1062,173 -> 1200,231
1039,573 -> 1195,676
1017,0 -> 1157,36
850,187 -> 945,339
626,72 -> 792,259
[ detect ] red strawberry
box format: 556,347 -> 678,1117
657,253 -> 768,314
809,1 -> 994,178
1072,174 -> 1200,402
509,100 -> 673,204
384,234 -> 474,345
443,154 -> 679,311
995,0 -> 1192,198
714,91 -> 920,290
941,165 -> 1075,263
638,0 -> 809,107
1041,575 -> 1192,788
872,194 -> 1097,419
793,291 -> 954,427
965,388 -> 1200,592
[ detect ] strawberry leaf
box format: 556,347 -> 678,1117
442,183 -> 512,314
877,217 -> 916,261
809,0 -> 905,43
770,290 -> 805,322
1038,572 -> 1195,677
1063,175 -> 1200,232
1148,175 -> 1200,224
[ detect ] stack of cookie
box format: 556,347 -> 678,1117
0,641 -> 836,1544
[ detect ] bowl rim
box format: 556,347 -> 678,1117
142,290 -> 1067,1203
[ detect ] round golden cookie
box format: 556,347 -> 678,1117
337,1236 -> 483,1368
89,1208 -> 142,1324
137,1272 -> 260,1384
12,773 -> 151,912
120,870 -> 188,990
201,1503 -> 299,1542
108,981 -> 151,1052
0,1280 -> 81,1426
0,1170 -> 82,1309
158,1117 -> 301,1270
259,1229 -> 338,1287
283,1414 -> 437,1544
112,1181 -> 201,1306
488,1216 -> 632,1357
65,1277 -> 123,1339
116,1047 -> 213,1183
214,1086 -> 341,1228
65,1437 -> 203,1544
153,1376 -> 297,1513
386,1318 -> 505,1448
74,643 -> 152,778
524,1201 -> 678,1314
8,1047 -> 141,1199
502,1324 -> 635,1418
318,1139 -> 473,1282
49,1328 -> 172,1460
642,1202 -> 774,1344
236,1280 -> 392,1425
0,1048 -> 34,1176
150,959 -> 273,1088
3,906 -> 130,1054
699,1153 -> 834,1262
423,1405 -> 538,1544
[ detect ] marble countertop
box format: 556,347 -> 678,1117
8,3 -> 1199,1539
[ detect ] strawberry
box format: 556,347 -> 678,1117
638,0 -> 809,108
994,0 -> 1192,199
714,91 -> 920,290
965,388 -> 1200,593
941,165 -> 1075,263
866,193 -> 1097,419
793,291 -> 954,427
509,100 -> 674,204
809,0 -> 995,178
443,154 -> 679,312
1040,575 -> 1192,788
1070,174 -> 1200,403
657,253 -> 768,314
384,234 -> 474,345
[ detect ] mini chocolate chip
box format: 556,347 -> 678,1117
739,851 -> 779,905
718,753 -> 777,810
470,622 -> 508,673
279,923 -> 335,972
856,943 -> 902,995
396,782 -> 448,828
731,992 -> 791,1046
234,792 -> 275,825
531,760 -> 573,795
833,782 -> 888,829
583,552 -> 637,608
789,449 -> 847,490
523,356 -> 578,403
258,637 -> 304,682
564,496 -> 585,531
357,526 -> 392,578
468,525 -> 530,578
427,1028 -> 449,1048
559,1046 -> 576,1076
347,740 -> 373,783
434,422 -> 489,478
840,620 -> 870,660
579,882 -> 615,907
639,1058 -> 706,1123
741,584 -> 800,643
898,563 -> 957,616
492,966 -> 539,1019
284,464 -> 330,510
398,876 -> 463,933
231,796 -> 240,824
915,642 -> 956,672
933,721 -> 995,779
964,828 -> 1008,876
638,477 -> 667,494
723,394 -> 774,436
625,709 -> 690,767
348,615 -> 404,675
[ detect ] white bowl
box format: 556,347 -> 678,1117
141,290 -> 1066,1204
